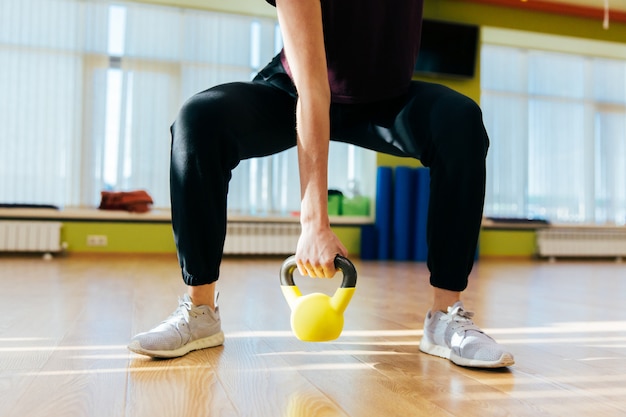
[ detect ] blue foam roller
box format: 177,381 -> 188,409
359,224 -> 378,260
375,166 -> 393,260
413,167 -> 430,262
392,166 -> 415,261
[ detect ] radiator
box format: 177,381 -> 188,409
223,222 -> 300,255
0,221 -> 63,253
536,227 -> 626,260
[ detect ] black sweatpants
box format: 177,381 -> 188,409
170,55 -> 489,292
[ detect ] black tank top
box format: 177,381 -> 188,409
266,0 -> 424,103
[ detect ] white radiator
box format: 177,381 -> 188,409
223,222 -> 300,255
537,227 -> 626,260
0,221 -> 63,253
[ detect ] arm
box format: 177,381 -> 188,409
275,0 -> 347,278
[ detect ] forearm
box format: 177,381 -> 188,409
275,0 -> 346,277
296,93 -> 330,229
275,0 -> 331,229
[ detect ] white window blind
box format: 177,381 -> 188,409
0,0 -> 376,215
481,42 -> 626,225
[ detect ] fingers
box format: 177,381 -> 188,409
297,256 -> 337,278
295,227 -> 348,278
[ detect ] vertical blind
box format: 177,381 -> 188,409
481,44 -> 626,225
0,0 -> 376,214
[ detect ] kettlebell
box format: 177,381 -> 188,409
280,255 -> 357,342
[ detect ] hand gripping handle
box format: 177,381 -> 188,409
280,255 -> 357,288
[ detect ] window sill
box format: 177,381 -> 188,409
0,207 -> 374,226
481,217 -> 550,231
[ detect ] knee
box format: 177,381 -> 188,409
173,91 -> 218,139
170,89 -> 241,175
171,89 -> 229,155
436,93 -> 489,162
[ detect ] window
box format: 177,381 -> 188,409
0,0 -> 376,215
481,29 -> 626,225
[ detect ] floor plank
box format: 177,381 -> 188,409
0,253 -> 625,416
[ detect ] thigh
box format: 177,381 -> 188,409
389,81 -> 489,165
174,79 -> 298,161
330,81 -> 487,165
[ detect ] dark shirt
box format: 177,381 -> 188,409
265,0 -> 424,103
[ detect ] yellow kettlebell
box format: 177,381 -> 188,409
280,255 -> 357,342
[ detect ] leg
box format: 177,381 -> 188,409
188,283 -> 217,310
171,81 -> 297,306
389,83 -> 512,367
171,81 -> 297,290
398,82 -> 488,294
128,80 -> 297,358
331,82 -> 512,367
431,287 -> 460,313
331,81 -> 488,295
397,83 -> 488,312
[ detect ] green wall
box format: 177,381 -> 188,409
61,221 -> 361,255
62,222 -> 176,253
425,0 -> 626,44
479,229 -> 537,257
65,0 -> 626,257
59,217 -> 536,257
136,0 -> 626,44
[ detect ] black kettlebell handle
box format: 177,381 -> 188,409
280,255 -> 357,288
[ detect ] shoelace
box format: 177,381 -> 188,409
180,297 -> 204,320
164,295 -> 215,327
443,305 -> 484,335
448,305 -> 474,320
162,297 -> 195,327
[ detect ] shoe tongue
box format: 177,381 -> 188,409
447,301 -> 464,314
448,302 -> 474,320
180,294 -> 195,311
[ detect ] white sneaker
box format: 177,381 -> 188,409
419,301 -> 514,368
128,294 -> 224,358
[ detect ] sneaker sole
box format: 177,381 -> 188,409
128,331 -> 225,359
419,337 -> 515,368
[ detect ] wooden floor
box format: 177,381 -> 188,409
0,253 -> 625,417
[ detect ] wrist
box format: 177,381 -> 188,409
299,206 -> 330,230
300,213 -> 330,229
299,187 -> 329,226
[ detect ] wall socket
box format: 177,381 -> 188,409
86,235 -> 108,247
